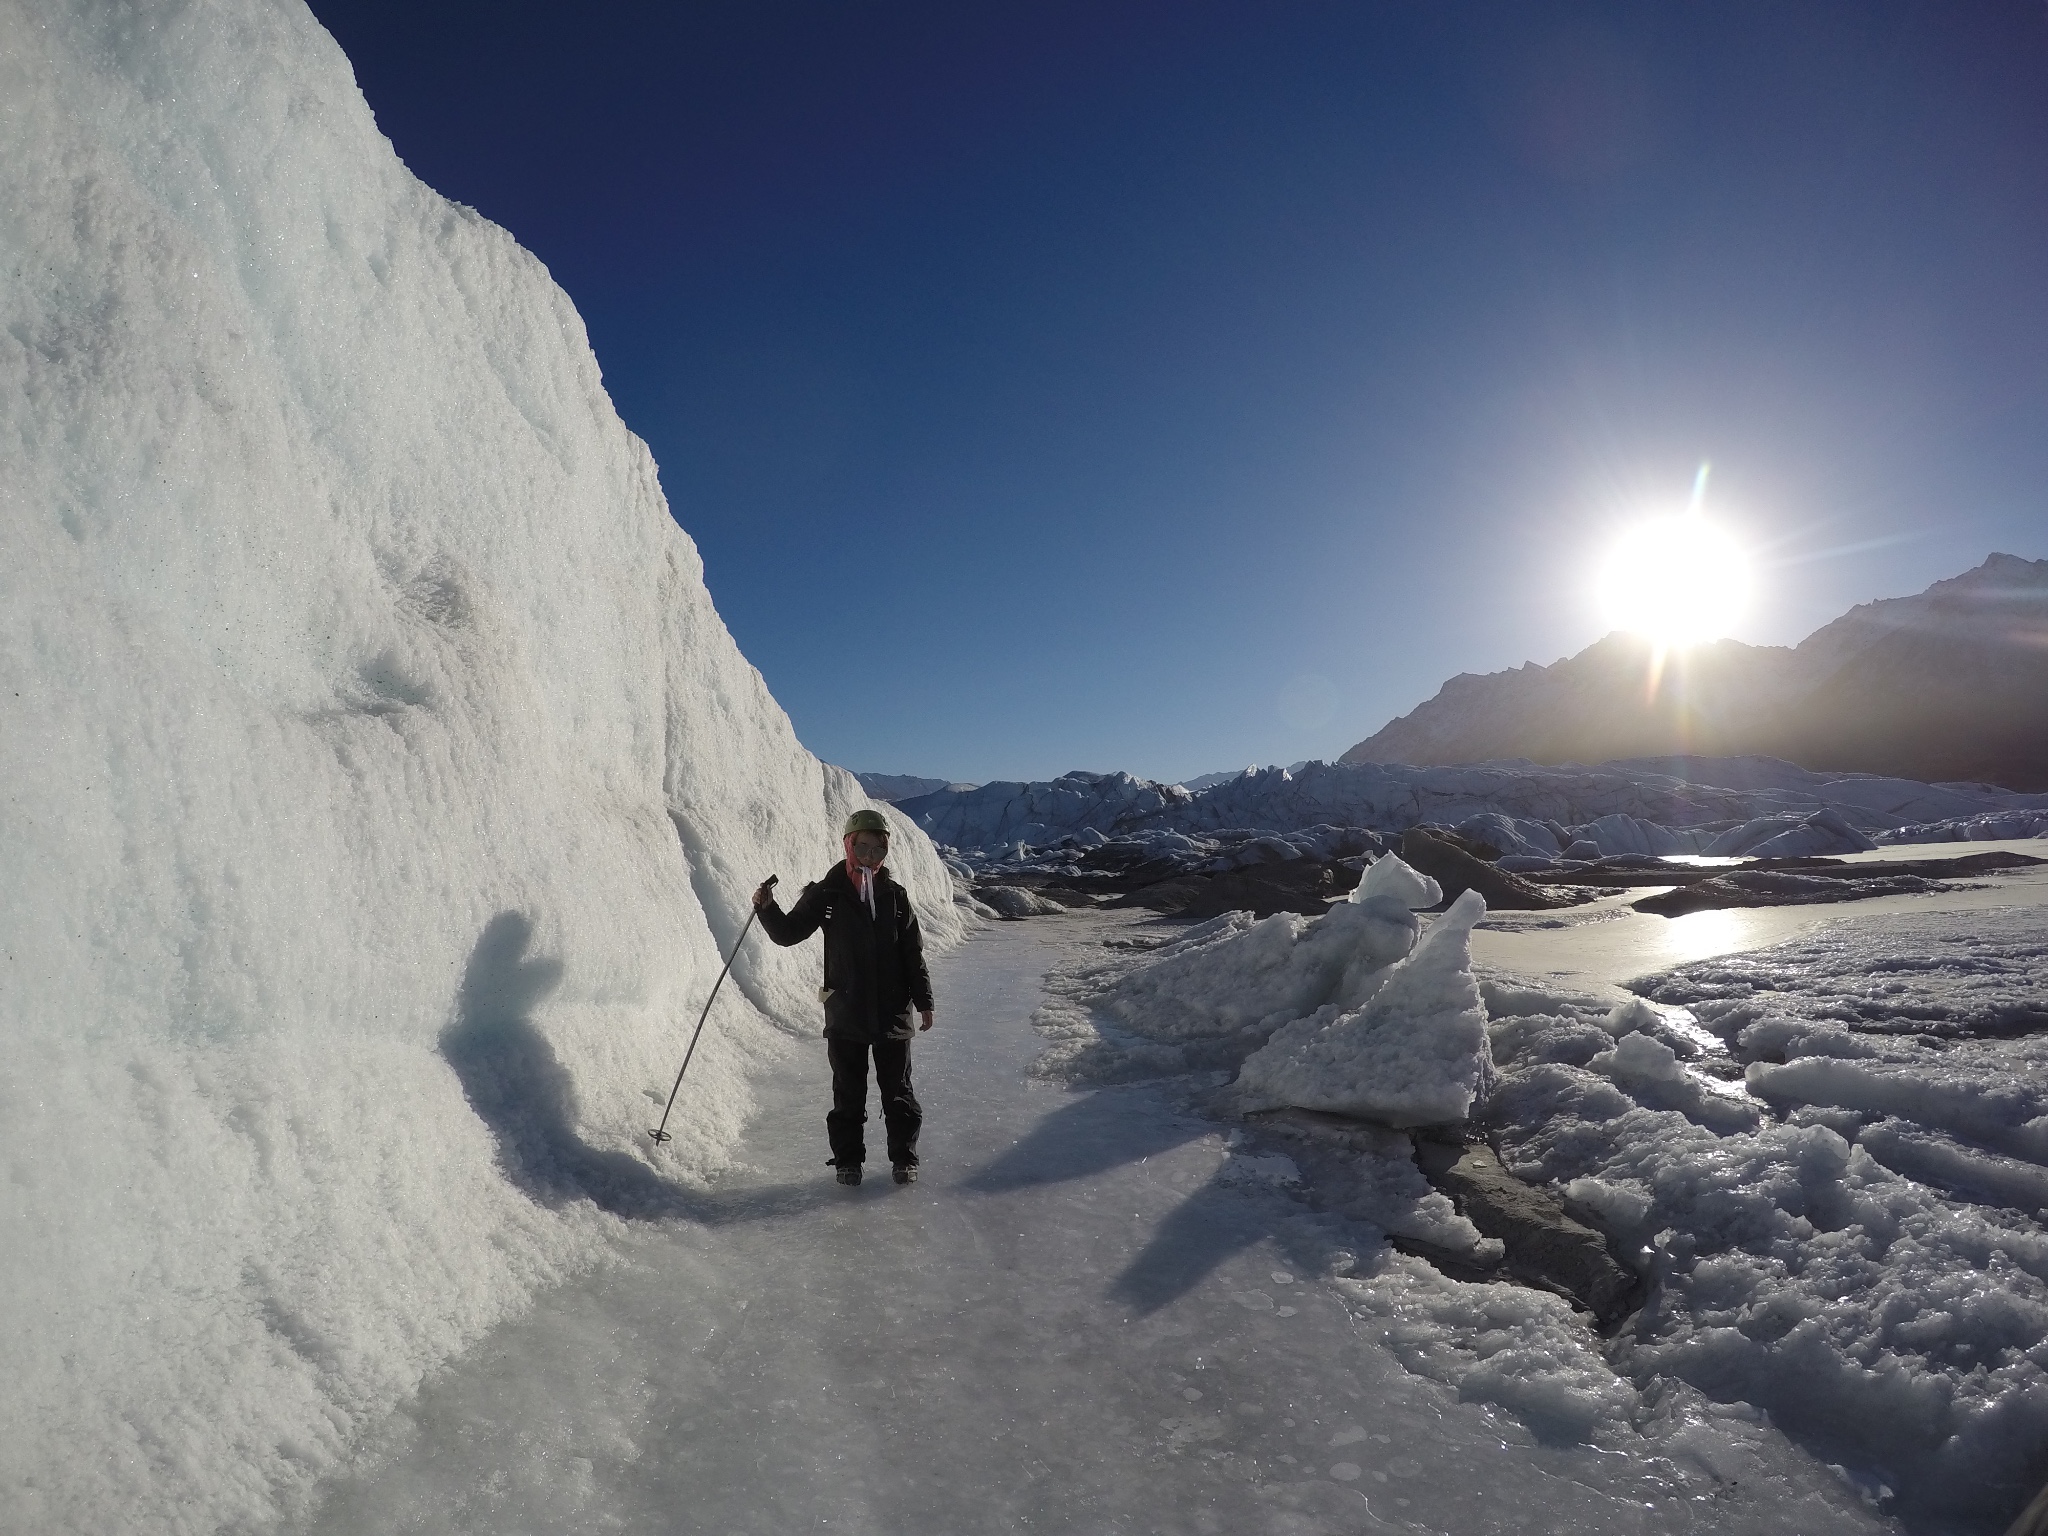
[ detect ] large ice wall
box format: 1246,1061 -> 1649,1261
0,4 -> 959,1531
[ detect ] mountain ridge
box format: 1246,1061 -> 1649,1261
1340,554 -> 2048,791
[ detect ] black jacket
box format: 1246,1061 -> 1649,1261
757,863 -> 934,1042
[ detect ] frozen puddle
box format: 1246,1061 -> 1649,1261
292,922 -> 1886,1535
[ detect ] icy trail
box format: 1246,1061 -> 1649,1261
291,923 -> 1885,1536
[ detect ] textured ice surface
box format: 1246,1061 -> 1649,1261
1351,848 -> 1442,909
1880,810 -> 2048,844
1635,908 -> 2048,1039
1032,862 -> 1489,1127
1482,908 -> 2048,1529
0,6 -> 956,1532
1703,807 -> 1879,858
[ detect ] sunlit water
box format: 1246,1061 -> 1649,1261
287,923 -> 1890,1535
1471,840 -> 2048,993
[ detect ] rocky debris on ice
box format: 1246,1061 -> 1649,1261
909,758 -> 2047,888
1409,1137 -> 1643,1329
1612,849 -> 2041,917
948,821 -> 1390,921
977,884 -> 1067,919
1634,868 -> 1946,916
1397,827 -> 1576,910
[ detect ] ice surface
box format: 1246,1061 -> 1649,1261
0,6 -> 956,1531
285,920 -> 1891,1536
1635,908 -> 2048,1040
1879,810 -> 2048,845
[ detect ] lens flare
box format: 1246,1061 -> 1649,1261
1596,515 -> 1752,646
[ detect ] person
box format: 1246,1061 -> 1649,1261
754,809 -> 934,1187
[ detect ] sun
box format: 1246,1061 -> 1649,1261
1595,513 -> 1753,647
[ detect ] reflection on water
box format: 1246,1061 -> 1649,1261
1654,907 -> 1766,969
1471,858 -> 2048,992
1644,1000 -> 1761,1103
1472,903 -> 1811,991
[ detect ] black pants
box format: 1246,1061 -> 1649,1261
826,1037 -> 921,1168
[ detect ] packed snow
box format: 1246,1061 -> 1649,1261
1,6 -> 957,1533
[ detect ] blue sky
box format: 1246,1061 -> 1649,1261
309,0 -> 2048,786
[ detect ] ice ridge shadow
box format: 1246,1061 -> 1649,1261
961,1087 -> 1209,1194
442,913 -> 840,1226
1109,1171 -> 1287,1315
961,1085 -> 1282,1313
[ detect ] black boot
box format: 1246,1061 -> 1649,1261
892,1164 -> 917,1185
835,1164 -> 862,1186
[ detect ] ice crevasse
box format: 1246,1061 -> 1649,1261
0,3 -> 961,1532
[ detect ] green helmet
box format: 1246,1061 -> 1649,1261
843,808 -> 892,838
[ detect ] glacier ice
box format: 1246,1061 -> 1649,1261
1236,890 -> 1494,1126
0,4 -> 957,1532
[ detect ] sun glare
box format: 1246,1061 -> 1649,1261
1596,513 -> 1752,647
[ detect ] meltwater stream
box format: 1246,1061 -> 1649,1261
292,921 -> 1887,1535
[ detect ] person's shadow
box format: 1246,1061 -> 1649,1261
441,911 -> 841,1226
441,912 -> 689,1219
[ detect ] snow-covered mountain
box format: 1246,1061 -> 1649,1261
0,4 -> 959,1531
1341,554 -> 2048,791
854,771 -> 976,801
902,757 -> 2047,859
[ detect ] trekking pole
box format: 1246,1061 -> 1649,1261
649,874 -> 775,1146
